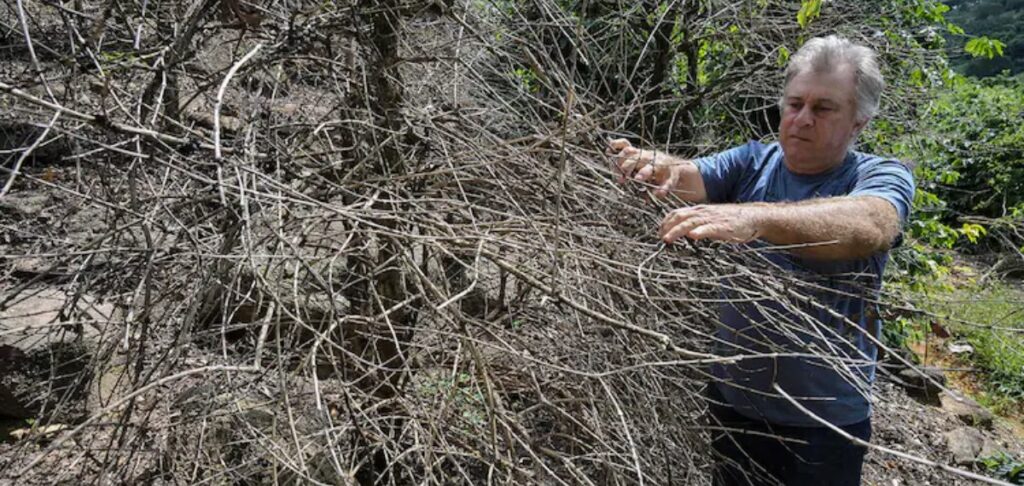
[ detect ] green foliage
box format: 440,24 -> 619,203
945,0 -> 1024,76
916,75 -> 1024,219
965,36 -> 1007,59
511,67 -> 539,93
874,74 -> 1024,281
919,279 -> 1024,408
882,313 -> 930,350
796,0 -> 822,29
776,45 -> 791,67
98,50 -> 136,64
417,372 -> 487,428
505,0 -> 955,149
979,452 -> 1024,484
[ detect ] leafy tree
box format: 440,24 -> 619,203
872,73 -> 1024,283
945,0 -> 1024,76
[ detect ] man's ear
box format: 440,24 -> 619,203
852,116 -> 870,137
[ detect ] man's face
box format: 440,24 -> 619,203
779,65 -> 866,173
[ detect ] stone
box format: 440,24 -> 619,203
896,366 -> 946,404
947,342 -> 974,355
0,287 -> 113,419
881,346 -> 919,369
0,193 -> 49,219
87,358 -> 134,414
979,436 -> 1003,459
275,102 -> 300,117
0,287 -> 110,350
172,384 -> 217,414
12,257 -> 50,276
944,427 -> 985,465
235,399 -> 276,430
940,393 -> 995,429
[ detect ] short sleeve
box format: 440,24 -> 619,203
693,142 -> 756,203
849,159 -> 916,224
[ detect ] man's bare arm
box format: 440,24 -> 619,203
659,196 -> 902,260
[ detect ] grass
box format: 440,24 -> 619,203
899,266 -> 1024,415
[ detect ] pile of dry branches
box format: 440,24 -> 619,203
0,0 -> 973,484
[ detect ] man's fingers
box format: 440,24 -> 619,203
660,206 -> 705,232
659,208 -> 690,236
607,138 -> 631,154
653,169 -> 678,198
608,144 -> 636,171
662,218 -> 709,243
617,150 -> 651,182
659,207 -> 700,240
687,223 -> 730,241
659,205 -> 754,244
635,164 -> 654,182
617,156 -> 640,181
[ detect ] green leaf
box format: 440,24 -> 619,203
964,36 -> 1006,59
909,68 -> 925,87
776,45 -> 790,67
796,0 -> 822,29
959,223 -> 987,244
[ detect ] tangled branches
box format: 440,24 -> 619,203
0,0 -> 979,484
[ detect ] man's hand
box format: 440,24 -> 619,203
606,138 -> 683,199
659,204 -> 764,244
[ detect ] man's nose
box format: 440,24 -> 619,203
794,105 -> 814,127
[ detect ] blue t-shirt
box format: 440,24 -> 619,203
694,141 -> 915,427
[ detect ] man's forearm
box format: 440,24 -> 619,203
751,196 -> 901,260
650,151 -> 707,203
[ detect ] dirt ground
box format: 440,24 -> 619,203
863,379 -> 1024,485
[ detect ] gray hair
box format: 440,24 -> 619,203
782,35 -> 885,122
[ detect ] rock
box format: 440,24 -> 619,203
87,357 -> 134,414
940,393 -> 995,429
944,427 -> 985,465
0,287 -> 113,419
12,257 -> 51,276
881,346 -> 918,370
172,384 -> 218,414
185,111 -> 244,133
64,205 -> 110,246
0,193 -> 49,219
979,436 -> 1003,459
0,287 -> 110,350
275,102 -> 300,117
947,342 -> 974,355
235,399 -> 276,430
895,366 -> 946,404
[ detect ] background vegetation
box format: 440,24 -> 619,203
877,0 -> 1024,444
945,0 -> 1024,76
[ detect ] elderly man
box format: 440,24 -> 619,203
609,36 -> 914,485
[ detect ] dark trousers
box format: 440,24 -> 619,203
707,384 -> 871,486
